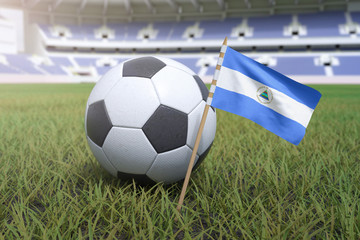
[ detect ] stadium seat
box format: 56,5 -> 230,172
200,18 -> 242,40
0,63 -> 21,74
5,54 -> 43,74
37,11 -> 353,44
169,21 -> 196,40
297,11 -> 346,37
271,57 -> 325,75
126,22 -> 148,41
150,22 -> 174,41
333,56 -> 360,75
247,14 -> 292,38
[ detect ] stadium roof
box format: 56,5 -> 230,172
0,0 -> 356,21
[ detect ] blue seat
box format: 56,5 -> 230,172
247,14 -> 292,38
5,54 -> 43,74
0,63 -> 21,74
271,57 -> 324,75
298,11 -> 345,37
333,56 -> 360,75
151,22 -> 174,41
169,21 -> 195,40
200,18 -> 242,40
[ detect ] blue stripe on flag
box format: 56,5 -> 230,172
211,87 -> 306,145
222,47 -> 322,110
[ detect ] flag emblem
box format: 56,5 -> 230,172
257,86 -> 273,104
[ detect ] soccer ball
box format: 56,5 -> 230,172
85,56 -> 216,185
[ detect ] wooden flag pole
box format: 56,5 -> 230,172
176,37 -> 228,213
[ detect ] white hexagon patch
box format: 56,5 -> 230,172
151,66 -> 202,114
105,76 -> 160,128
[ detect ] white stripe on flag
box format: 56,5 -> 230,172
217,66 -> 314,128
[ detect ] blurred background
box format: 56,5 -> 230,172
0,0 -> 359,84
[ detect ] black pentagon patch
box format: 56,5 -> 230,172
123,57 -> 166,78
86,100 -> 112,147
143,105 -> 188,153
193,142 -> 213,171
117,171 -> 156,185
193,75 -> 209,101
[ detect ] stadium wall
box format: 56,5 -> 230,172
0,8 -> 24,53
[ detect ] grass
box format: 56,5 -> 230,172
0,83 -> 359,239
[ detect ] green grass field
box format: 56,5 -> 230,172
0,84 -> 359,239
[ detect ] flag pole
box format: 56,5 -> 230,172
176,37 -> 228,213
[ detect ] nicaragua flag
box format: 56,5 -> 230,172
210,47 -> 322,145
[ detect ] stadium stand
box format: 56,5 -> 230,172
17,10 -> 357,81
0,0 -> 359,84
38,11 -> 355,43
2,53 -> 360,79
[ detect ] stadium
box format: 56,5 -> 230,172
0,0 -> 359,239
